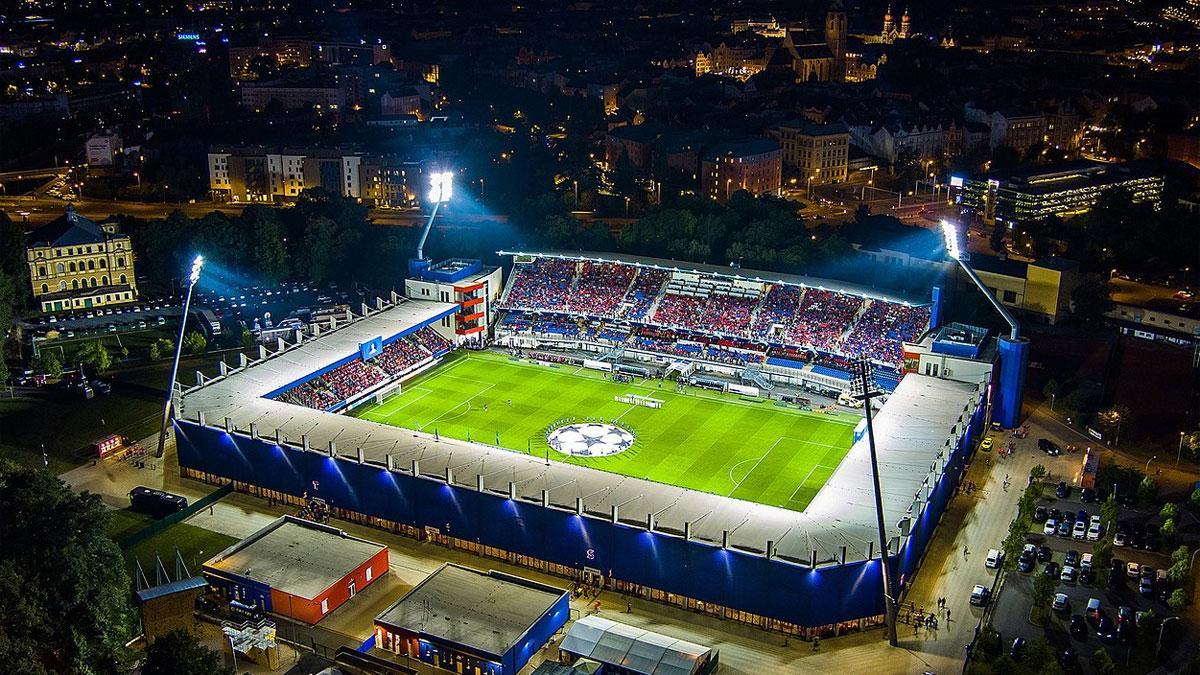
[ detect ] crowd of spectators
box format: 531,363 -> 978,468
840,302 -> 930,366
751,285 -> 802,334
651,293 -> 708,330
504,258 -> 576,310
621,269 -> 668,320
785,290 -> 864,354
277,328 -> 450,410
569,262 -> 636,317
498,257 -> 932,368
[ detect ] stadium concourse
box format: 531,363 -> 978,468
174,271 -> 989,639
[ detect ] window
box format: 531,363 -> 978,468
72,280 -> 79,290
102,276 -> 109,285
320,599 -> 329,614
365,566 -> 373,581
59,281 -> 67,291
57,263 -> 65,274
117,257 -> 125,268
69,262 -> 77,273
119,274 -> 127,285
41,284 -> 48,293
87,260 -> 95,270
38,266 -> 46,277
99,259 -> 106,269
1002,290 -> 1017,304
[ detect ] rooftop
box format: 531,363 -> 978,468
204,516 -> 385,600
28,206 -> 116,248
375,564 -> 567,658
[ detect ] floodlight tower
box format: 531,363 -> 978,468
850,358 -> 899,647
156,254 -> 204,458
941,221 -> 1028,428
412,171 -> 454,273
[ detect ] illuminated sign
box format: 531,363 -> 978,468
176,32 -> 201,41
949,175 -> 964,188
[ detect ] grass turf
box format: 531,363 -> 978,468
355,351 -> 857,512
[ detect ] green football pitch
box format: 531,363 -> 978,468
354,351 -> 858,512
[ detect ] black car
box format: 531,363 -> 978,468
1144,533 -> 1161,551
1080,488 -> 1095,503
1097,616 -> 1117,641
1043,561 -> 1061,578
1049,508 -> 1062,523
1080,568 -> 1095,585
1116,622 -> 1132,643
1010,637 -> 1026,659
1130,532 -> 1145,549
1056,481 -> 1070,498
1018,556 -> 1034,573
1064,550 -> 1080,567
1034,505 -> 1048,523
89,379 -> 111,395
1040,438 -> 1062,455
1070,614 -> 1087,639
1037,545 -> 1053,562
1059,647 -> 1079,673
1107,569 -> 1125,590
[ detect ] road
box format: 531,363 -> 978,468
0,195 -> 510,228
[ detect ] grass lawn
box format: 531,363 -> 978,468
106,508 -> 237,579
356,351 -> 857,512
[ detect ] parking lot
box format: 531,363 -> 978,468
985,482 -> 1188,671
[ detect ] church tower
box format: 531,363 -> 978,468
825,1 -> 847,83
882,5 -> 895,37
899,8 -> 911,39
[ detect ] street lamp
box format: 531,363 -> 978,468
1157,616 -> 1181,660
156,254 -> 204,458
415,171 -> 453,263
1178,432 -> 1186,465
1145,455 -> 1157,474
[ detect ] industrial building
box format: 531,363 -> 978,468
372,563 -> 569,675
202,516 -> 389,624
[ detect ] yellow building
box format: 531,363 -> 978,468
969,254 -> 1080,324
772,121 -> 849,184
26,205 -> 138,313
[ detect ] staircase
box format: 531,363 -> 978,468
741,365 -> 774,391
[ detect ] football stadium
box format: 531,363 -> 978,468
175,251 -> 1014,639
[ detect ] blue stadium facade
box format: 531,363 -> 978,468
176,381 -> 986,636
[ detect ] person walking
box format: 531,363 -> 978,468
812,636 -> 820,652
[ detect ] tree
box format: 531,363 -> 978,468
1138,476 -> 1158,506
148,338 -> 174,361
1022,638 -> 1057,671
1032,572 -> 1056,621
0,460 -> 132,672
1161,503 -> 1181,521
1030,464 -> 1047,482
1091,648 -> 1116,675
1100,495 -> 1119,529
1172,545 -> 1190,566
1071,275 -> 1113,321
1192,488 -> 1200,511
240,329 -> 256,350
141,629 -> 230,675
1161,517 -> 1178,545
1095,405 -> 1132,444
31,350 -> 63,378
183,331 -> 207,355
1002,517 -> 1029,571
1042,379 -> 1059,402
76,340 -> 112,373
1092,538 -> 1113,588
245,206 -> 288,284
1168,588 -> 1188,611
989,222 -> 1007,253
1168,559 -> 1190,585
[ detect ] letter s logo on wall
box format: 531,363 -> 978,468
586,549 -> 595,560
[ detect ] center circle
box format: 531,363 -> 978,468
547,423 -> 635,457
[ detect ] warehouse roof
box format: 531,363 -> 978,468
180,294 -> 984,566
203,516 -> 385,600
560,616 -> 712,675
374,564 -> 567,659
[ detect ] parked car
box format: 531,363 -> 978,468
1139,577 -> 1155,596
1018,556 -> 1035,573
1044,519 -> 1059,536
1087,524 -> 1103,541
1126,562 -> 1142,578
1097,616 -> 1117,641
1057,520 -> 1072,537
1061,565 -> 1078,583
1049,508 -> 1062,523
986,549 -> 1004,569
1034,505 -> 1048,522
1080,553 -> 1093,570
1040,438 -> 1061,454
1117,606 -> 1134,624
1037,545 -> 1053,562
1086,598 -> 1102,621
1070,614 -> 1087,639
970,585 -> 990,606
1059,647 -> 1079,670
1080,568 -> 1095,585
1010,637 -> 1026,658
1080,488 -> 1095,503
980,437 -> 994,451
1044,561 -> 1062,579
1056,481 -> 1070,498
1064,550 -> 1080,567
1052,593 -> 1070,611
1072,521 -> 1087,539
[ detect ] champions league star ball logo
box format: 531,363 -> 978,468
547,423 -> 635,457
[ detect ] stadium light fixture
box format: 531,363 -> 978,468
941,220 -> 1019,341
156,253 -> 205,458
428,171 -> 454,204
416,171 -> 454,262
940,220 -> 961,261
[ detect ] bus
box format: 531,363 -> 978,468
128,486 -> 188,518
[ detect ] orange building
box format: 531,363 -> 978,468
701,138 -> 783,203
203,516 -> 388,624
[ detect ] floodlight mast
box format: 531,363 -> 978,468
941,221 -> 1019,341
852,359 -> 899,648
416,171 -> 454,262
156,254 -> 204,458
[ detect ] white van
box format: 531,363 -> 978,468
985,548 -> 1003,569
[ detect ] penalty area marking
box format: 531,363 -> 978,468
364,387 -> 433,419
416,383 -> 496,431
787,464 -> 841,506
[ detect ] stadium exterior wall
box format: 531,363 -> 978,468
175,390 -> 985,634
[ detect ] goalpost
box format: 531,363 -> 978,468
615,393 -> 664,409
375,381 -> 403,405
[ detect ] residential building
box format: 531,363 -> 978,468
208,146 -> 420,207
701,138 -> 782,203
968,255 -> 1081,324
240,78 -> 346,113
961,160 -> 1164,226
772,121 -> 850,183
85,130 -> 122,167
604,124 -> 658,174
26,205 -> 138,313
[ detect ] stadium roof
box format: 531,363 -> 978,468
180,296 -> 982,566
498,250 -> 928,306
374,563 -> 567,659
203,516 -> 385,600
